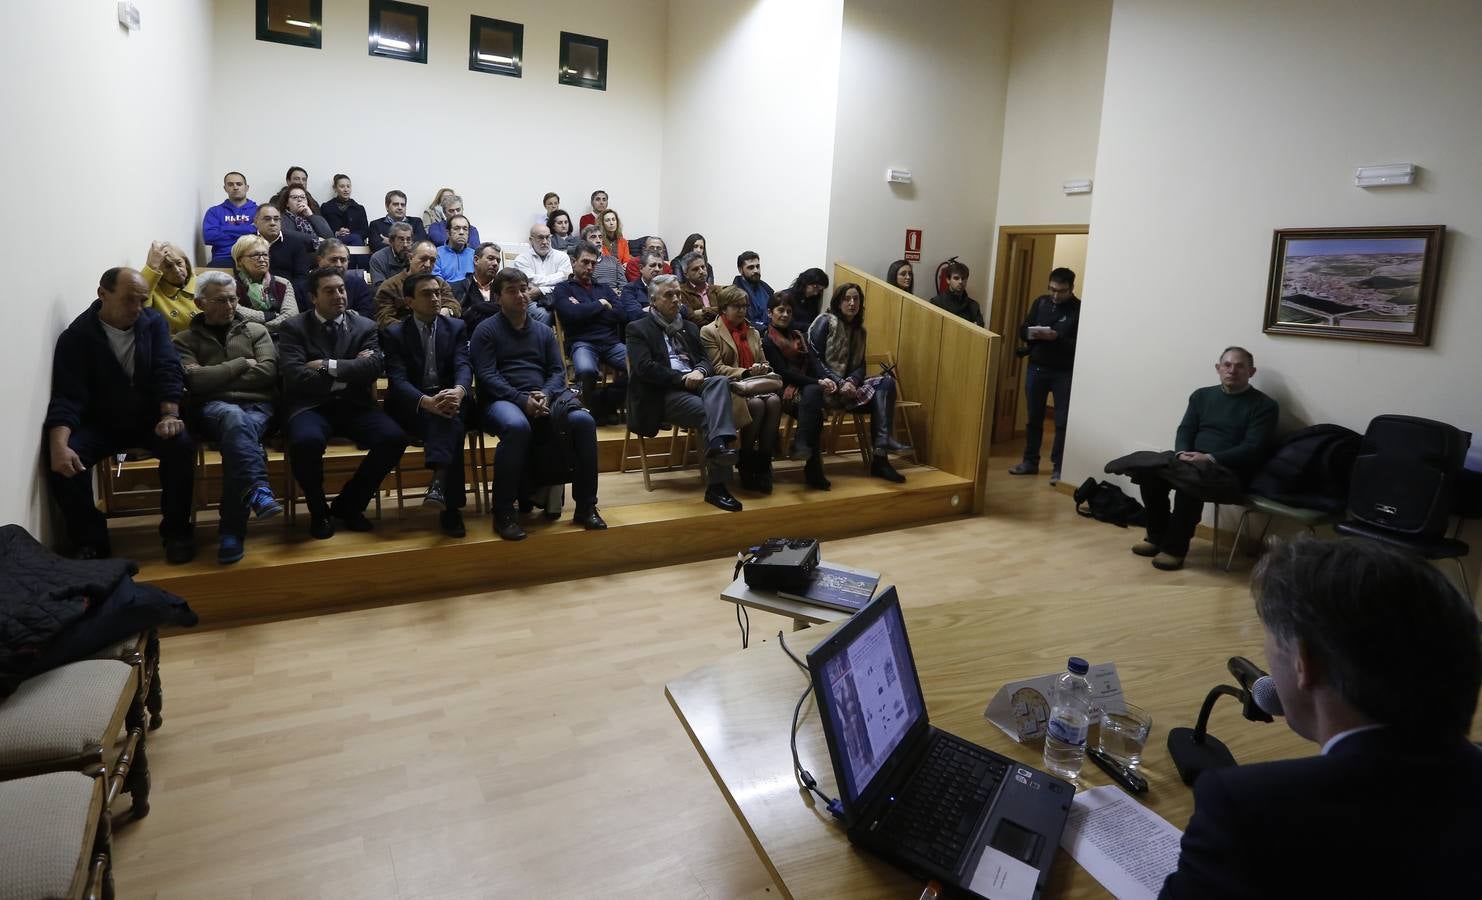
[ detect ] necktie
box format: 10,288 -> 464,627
325,317 -> 342,356
423,319 -> 439,387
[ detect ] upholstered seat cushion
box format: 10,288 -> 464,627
0,660 -> 133,771
0,771 -> 100,900
1248,494 -> 1340,527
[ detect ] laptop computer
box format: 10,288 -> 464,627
807,587 -> 1074,899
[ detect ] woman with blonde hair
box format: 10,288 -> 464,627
598,209 -> 632,267
230,234 -> 298,334
141,240 -> 196,333
423,187 -> 457,224
702,285 -> 782,493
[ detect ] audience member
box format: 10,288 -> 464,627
620,252 -> 667,313
270,167 -> 319,216
203,171 -> 258,267
427,195 -> 482,248
626,274 -> 742,512
930,259 -> 984,326
471,268 -> 606,540
231,235 -> 298,334
762,291 -> 832,490
598,209 -> 632,267
282,187 -> 333,245
679,252 -> 717,326
548,210 -> 580,252
579,189 -> 610,232
553,245 -> 641,422
1008,267 -> 1080,484
808,282 -> 908,483
537,191 -> 561,227
788,268 -> 830,328
253,204 -> 313,289
701,286 -> 781,493
369,190 -> 427,251
278,267 -> 408,539
453,243 -> 504,332
382,272 -> 473,537
1160,537 -> 1482,898
141,240 -> 196,334
321,174 -> 370,246
433,215 -> 476,283
315,239 -> 373,319
375,241 -> 459,331
369,221 -> 414,285
732,251 -> 773,328
45,267 -> 195,562
172,271 -> 281,564
579,225 -> 625,292
423,187 -> 456,226
624,236 -> 670,282
886,259 -> 914,296
514,224 -> 572,322
672,233 -> 714,284
1124,347 -> 1278,571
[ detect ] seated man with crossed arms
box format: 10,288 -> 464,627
553,244 -> 643,423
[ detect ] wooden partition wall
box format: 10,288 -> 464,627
833,263 -> 1002,512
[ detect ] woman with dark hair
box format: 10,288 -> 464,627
762,290 -> 833,490
807,283 -> 909,482
271,166 -> 320,218
548,210 -> 580,252
672,233 -> 714,284
787,267 -> 831,328
322,174 -> 370,245
599,209 -> 632,267
282,186 -> 334,245
886,259 -> 914,295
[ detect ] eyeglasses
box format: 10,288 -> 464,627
202,294 -> 238,304
245,252 -> 270,260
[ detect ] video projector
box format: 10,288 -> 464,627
742,538 -> 820,592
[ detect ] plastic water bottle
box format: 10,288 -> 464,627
1042,656 -> 1093,780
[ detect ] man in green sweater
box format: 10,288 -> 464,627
1133,346 -> 1278,570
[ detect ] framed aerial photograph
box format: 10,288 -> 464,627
558,31 -> 608,91
1263,225 -> 1445,346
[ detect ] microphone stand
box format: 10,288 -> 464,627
1167,684 -> 1245,786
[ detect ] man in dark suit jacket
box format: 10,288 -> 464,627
383,273 -> 472,537
278,267 -> 408,539
254,204 -> 314,294
625,274 -> 741,512
368,189 -> 427,251
44,268 -> 195,562
314,239 -> 374,319
1160,537 -> 1482,898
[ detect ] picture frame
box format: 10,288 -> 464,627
1262,225 -> 1445,346
369,0 -> 428,65
469,15 -> 523,78
256,0 -> 322,49
558,31 -> 608,91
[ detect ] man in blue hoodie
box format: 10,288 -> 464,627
202,171 -> 258,266
733,250 -> 773,328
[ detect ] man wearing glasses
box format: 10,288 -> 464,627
512,223 -> 569,326
173,271 -> 282,564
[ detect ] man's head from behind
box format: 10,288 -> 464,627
738,251 -> 761,283
1253,537 -> 1481,743
1216,346 -> 1256,392
97,267 -> 148,330
254,204 -> 283,241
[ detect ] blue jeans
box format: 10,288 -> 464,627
1023,364 -> 1072,467
528,304 -> 553,327
197,400 -> 274,537
483,400 -> 599,511
570,340 -> 627,381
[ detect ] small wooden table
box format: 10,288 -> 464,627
667,586 -> 1316,899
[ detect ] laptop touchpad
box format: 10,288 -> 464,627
990,819 -> 1042,864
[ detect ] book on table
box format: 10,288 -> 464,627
777,562 -> 881,613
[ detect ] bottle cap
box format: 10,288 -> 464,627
1067,656 -> 1089,675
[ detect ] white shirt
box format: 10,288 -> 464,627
1320,724 -> 1385,755
314,310 -> 348,389
100,320 -> 136,379
514,247 -> 572,295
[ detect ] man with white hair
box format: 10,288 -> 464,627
513,222 -> 570,326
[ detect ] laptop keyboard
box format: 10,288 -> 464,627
876,738 -> 1008,871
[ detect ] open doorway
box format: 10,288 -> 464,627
987,225 -> 1089,444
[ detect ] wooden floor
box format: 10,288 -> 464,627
109,439 -> 1253,899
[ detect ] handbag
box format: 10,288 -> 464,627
730,375 -> 784,397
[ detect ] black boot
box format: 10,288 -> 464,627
871,383 -> 910,454
737,448 -> 766,492
871,455 -> 906,483
805,453 -> 831,490
757,451 -> 774,494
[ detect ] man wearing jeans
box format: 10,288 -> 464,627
1009,267 -> 1081,485
173,271 -> 282,564
552,244 -> 641,422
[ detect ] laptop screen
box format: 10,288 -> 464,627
811,588 -> 927,805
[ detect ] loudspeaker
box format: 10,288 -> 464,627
1347,415 -> 1470,537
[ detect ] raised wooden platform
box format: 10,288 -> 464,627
115,456 -> 971,628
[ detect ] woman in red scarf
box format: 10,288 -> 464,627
701,286 -> 782,493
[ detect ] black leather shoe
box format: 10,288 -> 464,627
574,506 -> 608,530
870,457 -> 906,484
163,536 -> 196,565
493,511 -> 527,541
805,456 -> 832,490
309,514 -> 335,540
440,509 -> 466,538
705,438 -> 738,468
704,485 -> 744,512
332,509 -> 375,532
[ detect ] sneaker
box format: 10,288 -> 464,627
246,485 -> 283,519
423,480 -> 447,510
1049,469 -> 1062,486
1152,552 -> 1185,571
217,534 -> 244,565
1131,541 -> 1160,557
1008,462 -> 1039,476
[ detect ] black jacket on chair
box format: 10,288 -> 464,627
276,309 -> 383,420
625,313 -> 714,438
381,316 -> 472,425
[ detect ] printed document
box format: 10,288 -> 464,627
1059,786 -> 1182,900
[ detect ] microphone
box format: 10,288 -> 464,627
1167,657 -> 1279,786
1251,675 -> 1284,717
1227,657 -> 1274,723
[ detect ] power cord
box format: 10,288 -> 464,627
778,631 -> 842,819
732,552 -> 754,648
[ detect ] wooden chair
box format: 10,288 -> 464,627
621,424 -> 702,491
825,352 -> 921,465
0,773 -> 114,900
390,430 -> 487,516
281,439 -> 384,525
98,450 -> 199,526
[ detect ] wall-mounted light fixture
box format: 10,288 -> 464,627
1062,179 -> 1093,195
1354,163 -> 1416,188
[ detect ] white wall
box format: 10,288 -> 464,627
660,0 -> 844,289
825,0 -> 1012,302
1067,0 -> 1482,490
0,0 -> 214,536
207,0 -> 668,249
1051,233 -> 1089,293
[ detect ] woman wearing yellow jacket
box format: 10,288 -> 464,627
141,240 -> 196,334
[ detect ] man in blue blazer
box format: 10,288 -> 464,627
44,268 -> 196,562
383,273 -> 472,537
1160,537 -> 1482,898
278,267 -> 408,540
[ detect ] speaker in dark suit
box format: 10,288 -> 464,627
278,268 -> 408,537
384,275 -> 473,535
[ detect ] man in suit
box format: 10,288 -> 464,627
254,204 -> 313,295
45,267 -> 195,562
314,239 -> 374,319
278,267 -> 408,539
553,244 -> 642,422
626,274 -> 742,512
369,189 -> 427,252
1160,537 -> 1482,898
470,268 -> 605,540
383,273 -> 472,538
